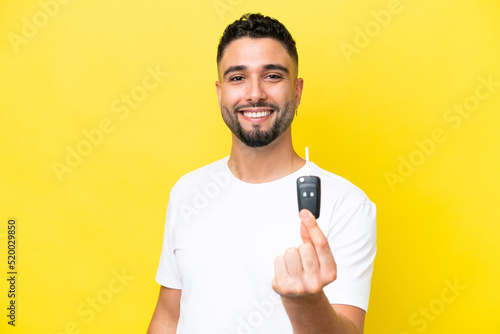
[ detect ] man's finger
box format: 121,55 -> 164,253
300,220 -> 311,243
284,247 -> 303,276
299,209 -> 324,243
273,255 -> 288,295
299,209 -> 335,266
298,242 -> 319,273
274,255 -> 288,277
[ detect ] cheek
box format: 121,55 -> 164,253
268,84 -> 294,100
221,88 -> 242,107
221,89 -> 247,110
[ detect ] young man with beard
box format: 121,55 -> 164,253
148,13 -> 376,334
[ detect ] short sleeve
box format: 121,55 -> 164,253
323,199 -> 377,311
155,187 -> 183,289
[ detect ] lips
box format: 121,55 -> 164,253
242,110 -> 272,118
239,108 -> 274,123
238,107 -> 274,121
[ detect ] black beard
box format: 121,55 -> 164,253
221,101 -> 295,147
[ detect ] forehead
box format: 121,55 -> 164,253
218,37 -> 295,75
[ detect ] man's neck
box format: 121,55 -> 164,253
227,130 -> 305,184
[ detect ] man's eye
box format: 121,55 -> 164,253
267,74 -> 282,80
230,76 -> 244,81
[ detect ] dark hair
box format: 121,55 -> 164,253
217,13 -> 298,67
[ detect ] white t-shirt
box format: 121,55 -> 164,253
156,156 -> 377,333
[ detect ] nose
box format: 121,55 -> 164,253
245,77 -> 267,103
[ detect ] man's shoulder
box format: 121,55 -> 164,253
171,156 -> 230,192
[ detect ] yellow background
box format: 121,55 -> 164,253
1,0 -> 499,332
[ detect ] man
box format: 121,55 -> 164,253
148,13 -> 376,334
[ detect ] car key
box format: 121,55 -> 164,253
297,147 -> 321,219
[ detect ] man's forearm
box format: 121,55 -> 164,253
147,313 -> 178,334
281,290 -> 362,334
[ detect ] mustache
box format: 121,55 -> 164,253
233,102 -> 280,113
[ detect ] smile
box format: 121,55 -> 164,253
241,111 -> 273,118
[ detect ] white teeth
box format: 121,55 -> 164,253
243,111 -> 272,118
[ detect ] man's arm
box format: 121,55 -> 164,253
147,286 -> 181,334
272,209 -> 364,334
281,294 -> 365,333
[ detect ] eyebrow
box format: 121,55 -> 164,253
223,64 -> 289,79
263,64 -> 289,74
223,65 -> 247,79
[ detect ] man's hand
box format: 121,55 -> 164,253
272,209 -> 337,297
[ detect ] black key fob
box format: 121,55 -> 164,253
297,175 -> 321,219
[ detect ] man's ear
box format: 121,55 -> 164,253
215,81 -> 222,108
294,78 -> 304,108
